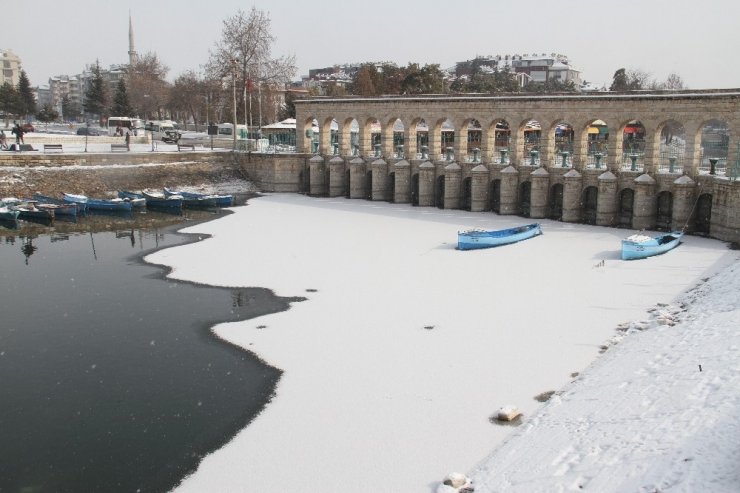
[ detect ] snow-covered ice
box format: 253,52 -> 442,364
141,193 -> 737,493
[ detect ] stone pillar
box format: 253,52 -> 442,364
481,125 -> 495,163
417,161 -> 435,207
470,164 -> 489,212
454,125 -> 468,162
382,124 -> 394,159
499,165 -> 519,215
340,120 -> 353,156
428,122 -> 442,161
328,156 -> 346,197
358,123 -> 372,157
319,119 -> 332,156
308,154 -> 327,196
632,173 -> 657,230
371,158 -> 389,201
510,129 -> 523,166
394,160 -> 411,204
540,130 -> 553,169
405,126 -> 417,159
348,157 -> 366,199
671,175 -> 696,231
596,171 -> 618,226
529,167 -> 550,218
562,169 -> 583,222
443,162 -> 462,210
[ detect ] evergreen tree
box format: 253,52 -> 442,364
16,70 -> 36,118
36,104 -> 59,124
0,82 -> 20,124
111,78 -> 133,116
84,61 -> 108,123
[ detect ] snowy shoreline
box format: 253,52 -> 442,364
143,193 -> 736,492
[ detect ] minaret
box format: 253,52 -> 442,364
128,11 -> 137,65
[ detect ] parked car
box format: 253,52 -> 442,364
21,123 -> 34,132
76,127 -> 101,136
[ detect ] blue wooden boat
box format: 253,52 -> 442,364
621,231 -> 684,260
115,191 -> 146,208
33,194 -> 85,215
164,187 -> 232,207
458,223 -> 542,250
1,198 -> 55,223
63,193 -> 133,212
139,190 -> 184,211
0,205 -> 21,222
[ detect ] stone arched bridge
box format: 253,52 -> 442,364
283,90 -> 740,242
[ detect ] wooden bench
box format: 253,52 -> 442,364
177,143 -> 195,151
43,144 -> 63,153
111,144 -> 130,152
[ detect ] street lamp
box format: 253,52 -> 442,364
231,59 -> 238,151
84,121 -> 89,153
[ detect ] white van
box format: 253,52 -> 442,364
217,123 -> 249,139
148,120 -> 179,142
107,117 -> 143,136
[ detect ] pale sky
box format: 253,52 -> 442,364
4,0 -> 739,90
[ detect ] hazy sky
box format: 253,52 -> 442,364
4,0 -> 739,90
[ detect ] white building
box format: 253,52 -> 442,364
0,49 -> 23,87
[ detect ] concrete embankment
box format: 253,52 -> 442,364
0,150 -> 246,198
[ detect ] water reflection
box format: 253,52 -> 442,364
0,208 -> 300,492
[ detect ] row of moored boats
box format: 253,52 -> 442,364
457,222 -> 684,260
0,188 -> 234,224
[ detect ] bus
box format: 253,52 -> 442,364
106,117 -> 143,136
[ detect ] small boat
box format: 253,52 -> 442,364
63,193 -> 133,212
115,191 -> 146,208
621,231 -> 684,260
33,194 -> 86,215
0,205 -> 21,222
2,198 -> 55,223
163,187 -> 229,207
140,190 -> 184,211
457,223 -> 542,250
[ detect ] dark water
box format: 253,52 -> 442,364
0,209 -> 298,492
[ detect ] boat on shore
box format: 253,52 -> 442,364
0,205 -> 21,222
63,193 -> 133,213
2,198 -> 55,224
163,187 -> 224,208
458,223 -> 542,250
33,194 -> 86,215
139,190 -> 184,211
621,231 -> 684,260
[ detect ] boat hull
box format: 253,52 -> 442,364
458,223 -> 542,250
64,193 -> 133,212
164,188 -> 233,207
621,231 -> 684,260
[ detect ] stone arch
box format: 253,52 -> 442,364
520,119 -> 541,166
548,183 -> 564,220
462,176 -> 473,211
698,119 -> 729,175
342,117 -> 359,156
411,173 -> 420,206
462,119 -> 483,162
300,116 -> 317,154
692,193 -> 713,234
389,118 -> 405,158
319,117 -> 336,156
581,186 -> 598,225
656,190 -> 673,230
435,175 -> 445,208
547,120 -> 575,167
618,188 -> 635,228
490,179 -> 501,213
583,119 -> 610,169
439,118 -> 455,161
621,120 -> 646,171
519,181 -> 532,217
364,118 -> 382,157
410,118 -> 429,159
656,120 -> 686,173
490,119 -> 511,164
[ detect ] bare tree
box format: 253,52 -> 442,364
207,7 -> 296,127
128,52 -> 171,120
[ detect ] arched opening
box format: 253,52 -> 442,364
700,120 -> 729,175
618,188 -> 634,228
490,179 -> 501,213
415,120 -> 429,159
658,121 -> 685,173
622,120 -> 646,171
466,120 -> 482,162
692,193 -> 713,234
365,170 -> 373,200
553,123 -> 575,167
548,183 -> 564,220
441,118 -> 455,161
435,175 -> 445,209
586,120 -> 609,168
462,177 -> 472,211
411,173 -> 420,206
344,169 -> 351,198
392,119 -> 405,158
388,171 -> 396,203
493,120 -> 511,164
581,186 -> 598,225
522,120 -> 541,166
369,119 -> 382,157
519,181 -> 531,217
656,191 -> 673,230
330,119 -> 339,155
